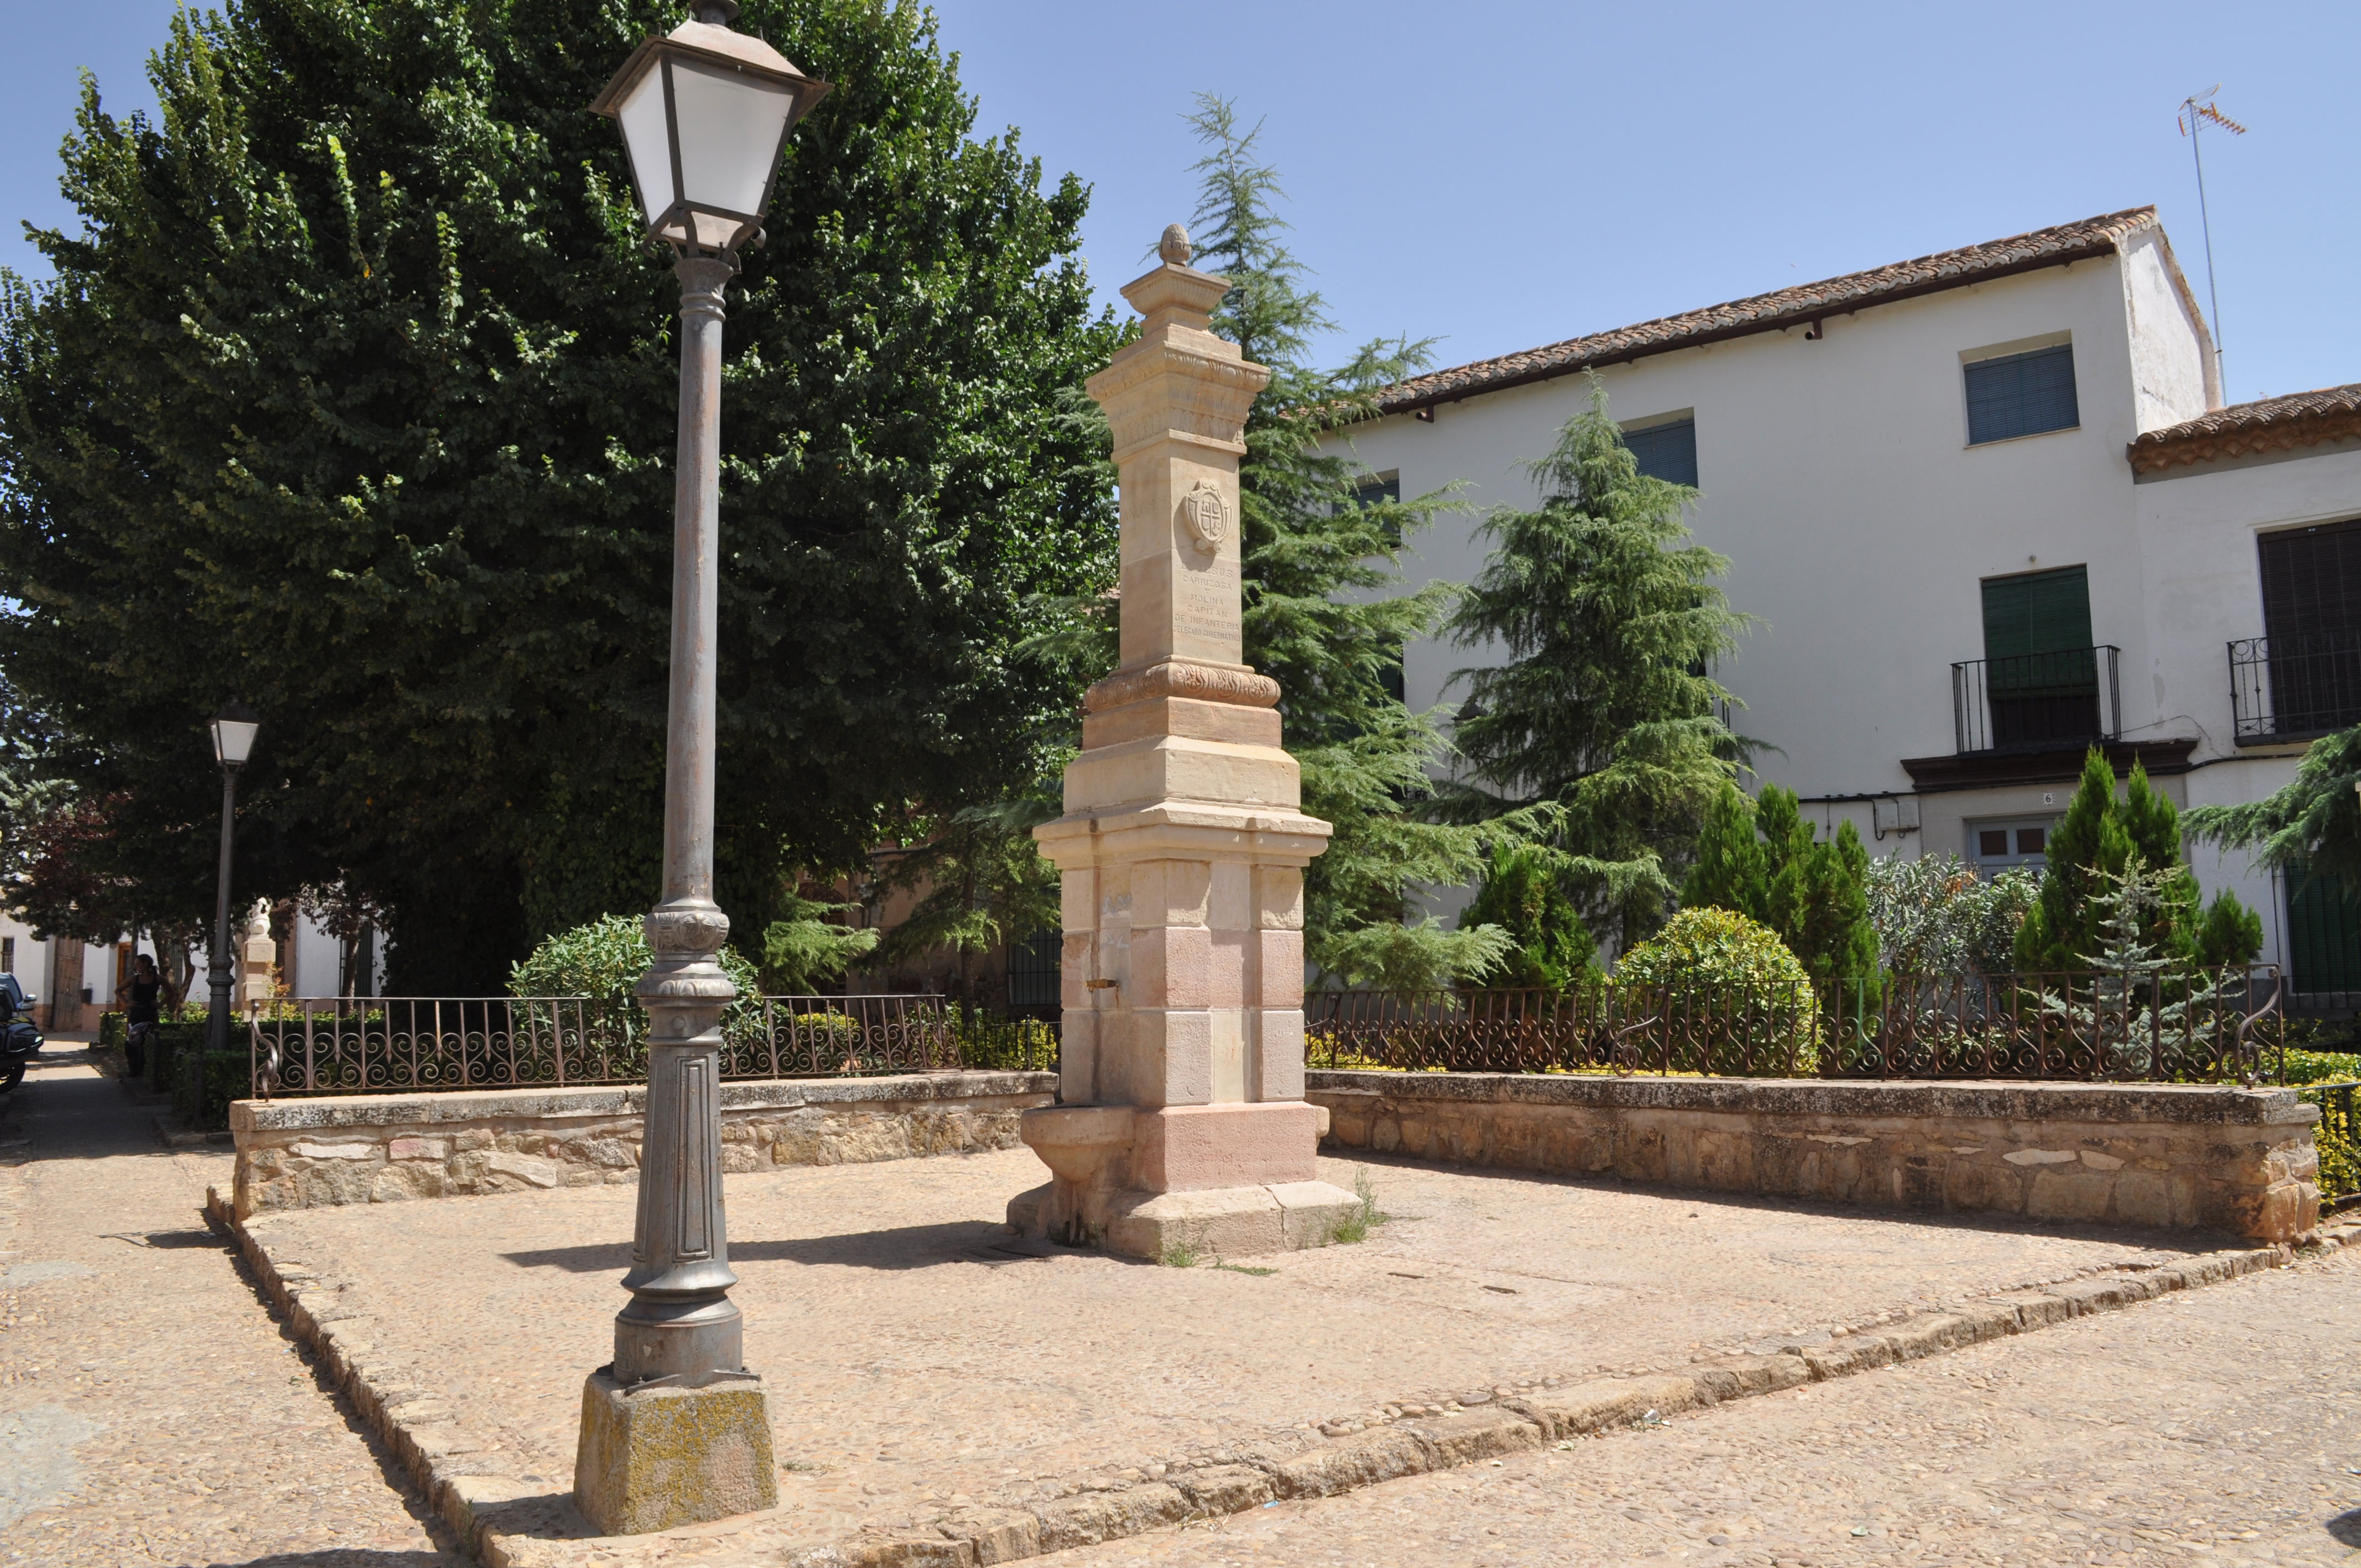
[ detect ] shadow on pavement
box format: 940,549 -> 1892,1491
503,1218 -> 1013,1273
2327,1509 -> 2361,1547
198,1553 -> 461,1566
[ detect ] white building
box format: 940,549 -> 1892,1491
1325,207 -> 2361,997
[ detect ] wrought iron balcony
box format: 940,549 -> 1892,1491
2229,633 -> 2361,743
1950,645 -> 2120,754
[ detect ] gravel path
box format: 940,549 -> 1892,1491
1053,1245 -> 2361,1568
252,1140 -> 2216,1543
0,1046 -> 456,1567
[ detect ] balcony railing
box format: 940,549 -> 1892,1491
1951,645 -> 2120,754
2229,632 -> 2361,743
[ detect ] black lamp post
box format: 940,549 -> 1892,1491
572,8 -> 829,1536
203,703 -> 260,1081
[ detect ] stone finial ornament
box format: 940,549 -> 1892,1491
1158,223 -> 1192,266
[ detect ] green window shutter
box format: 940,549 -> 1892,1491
2287,867 -> 2361,995
1981,565 -> 2092,660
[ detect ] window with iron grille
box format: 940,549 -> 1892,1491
1622,416 -> 1699,487
1006,928 -> 1062,1010
1965,343 -> 2079,445
2257,517 -> 2361,737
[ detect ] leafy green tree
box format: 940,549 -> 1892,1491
2017,748 -> 2261,972
1446,374 -> 1749,952
1862,853 -> 2039,978
1461,841 -> 1596,991
873,796 -> 1063,1009
0,0 -> 1116,992
2186,724 -> 2361,912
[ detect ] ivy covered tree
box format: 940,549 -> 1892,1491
1447,376 -> 1749,954
2017,749 -> 2261,972
0,0 -> 1116,991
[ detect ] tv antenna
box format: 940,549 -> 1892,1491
2178,86 -> 2246,399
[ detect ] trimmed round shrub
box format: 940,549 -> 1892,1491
1614,908 -> 1818,1075
1615,908 -> 1810,992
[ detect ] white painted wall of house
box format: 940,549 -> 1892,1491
1320,235 -> 2354,973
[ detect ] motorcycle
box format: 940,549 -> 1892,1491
0,974 -> 43,1093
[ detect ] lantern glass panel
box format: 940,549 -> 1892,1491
667,56 -> 797,220
614,62 -> 673,228
211,718 -> 259,766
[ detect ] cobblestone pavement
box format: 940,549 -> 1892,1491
0,1046 -> 458,1567
1056,1246 -> 2361,1568
253,1143 -> 2225,1547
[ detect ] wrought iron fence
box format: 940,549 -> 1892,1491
2228,633 -> 2361,743
1308,966 -> 2284,1084
1951,645 -> 2121,754
249,994 -> 960,1098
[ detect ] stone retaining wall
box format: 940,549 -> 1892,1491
230,1071 -> 1057,1219
1307,1072 -> 2321,1243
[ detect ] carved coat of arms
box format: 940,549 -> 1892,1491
1178,480 -> 1230,556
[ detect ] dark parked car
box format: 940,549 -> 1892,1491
0,973 -> 43,1092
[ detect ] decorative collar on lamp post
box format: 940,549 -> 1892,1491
590,1 -> 831,262
210,701 -> 260,770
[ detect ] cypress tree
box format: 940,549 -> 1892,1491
1445,375 -> 1749,952
1462,842 -> 1596,991
1680,781 -> 1769,922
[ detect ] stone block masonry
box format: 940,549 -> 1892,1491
229,1070 -> 1056,1221
1307,1072 -> 2321,1243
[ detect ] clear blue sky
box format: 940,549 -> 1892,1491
6,2 -> 2355,407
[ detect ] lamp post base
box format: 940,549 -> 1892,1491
572,1368 -> 777,1536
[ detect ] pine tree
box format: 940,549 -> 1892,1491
2186,723 -> 2361,894
1446,374 -> 1749,952
1680,782 -> 1769,919
1677,781 -> 1875,989
2016,747 -> 2261,973
1462,842 -> 1596,991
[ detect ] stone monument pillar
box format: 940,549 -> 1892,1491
237,900 -> 275,1010
1010,226 -> 1358,1260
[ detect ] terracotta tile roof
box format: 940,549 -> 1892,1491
1375,207 -> 2162,416
2128,383 -> 2361,474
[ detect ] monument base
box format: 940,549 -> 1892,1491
1009,1178 -> 1362,1260
573,1369 -> 777,1536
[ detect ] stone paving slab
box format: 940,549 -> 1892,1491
227,1145 -> 2278,1565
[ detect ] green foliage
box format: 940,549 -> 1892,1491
2016,750 -> 2217,973
1675,783 -> 1876,990
2194,888 -> 2264,967
0,0 -> 1118,990
508,914 -> 762,1044
948,1006 -> 1059,1072
1862,853 -> 2040,977
874,794 -> 1063,1007
1614,907 -> 1810,993
760,896 -> 878,996
1680,782 -> 1768,922
1462,841 -> 1597,990
1446,375 -> 1749,951
2187,726 -> 2361,897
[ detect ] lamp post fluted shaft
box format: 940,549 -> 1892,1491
205,766 -> 240,1057
613,255 -> 744,1387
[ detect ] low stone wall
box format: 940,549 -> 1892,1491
1307,1072 -> 2321,1243
230,1070 -> 1057,1219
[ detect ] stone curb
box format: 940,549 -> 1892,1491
203,1183 -> 2357,1568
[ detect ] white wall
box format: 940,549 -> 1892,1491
1318,234 -> 2361,976
1337,251 -> 2206,800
